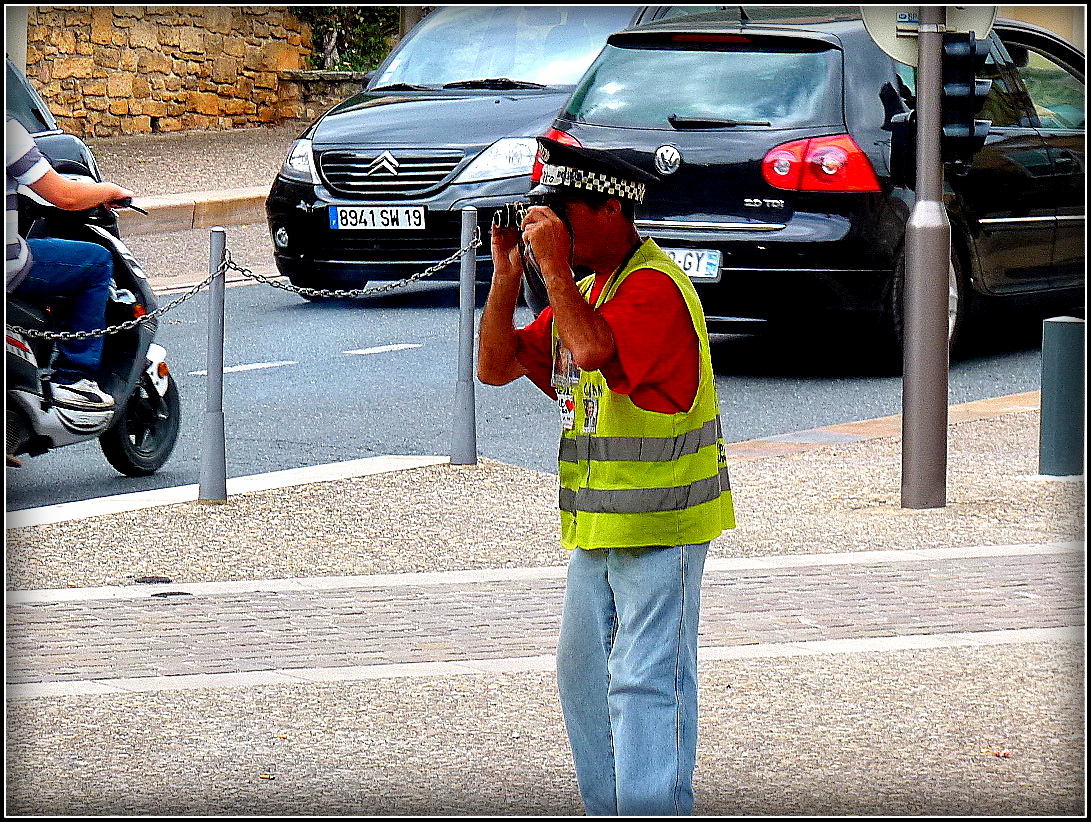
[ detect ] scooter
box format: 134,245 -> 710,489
6,162 -> 181,476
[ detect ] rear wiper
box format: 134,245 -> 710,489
442,77 -> 547,90
668,114 -> 770,129
371,82 -> 435,91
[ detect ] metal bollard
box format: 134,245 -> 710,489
199,226 -> 229,502
450,207 -> 478,465
1039,316 -> 1085,477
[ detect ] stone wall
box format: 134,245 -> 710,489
275,70 -> 372,123
23,6 -> 313,137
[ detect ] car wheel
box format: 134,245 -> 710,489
876,240 -> 968,372
99,373 -> 181,476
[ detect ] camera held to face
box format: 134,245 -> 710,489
492,201 -> 530,229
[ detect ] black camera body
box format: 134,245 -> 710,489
492,200 -> 529,229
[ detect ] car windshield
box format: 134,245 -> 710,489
372,6 -> 638,89
565,35 -> 842,129
5,59 -> 57,134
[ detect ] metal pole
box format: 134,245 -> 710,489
901,5 -> 950,509
199,226 -> 228,502
1039,316 -> 1085,477
450,207 -> 478,465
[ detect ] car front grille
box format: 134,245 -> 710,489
318,150 -> 464,199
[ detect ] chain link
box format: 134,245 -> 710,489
225,227 -> 481,299
6,229 -> 483,341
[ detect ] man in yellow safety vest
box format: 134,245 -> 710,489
477,136 -> 735,816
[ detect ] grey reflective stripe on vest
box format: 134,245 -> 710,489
559,466 -> 731,515
559,416 -> 722,464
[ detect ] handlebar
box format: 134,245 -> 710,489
110,197 -> 148,215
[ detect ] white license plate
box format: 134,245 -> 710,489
662,247 -> 721,281
329,205 -> 426,230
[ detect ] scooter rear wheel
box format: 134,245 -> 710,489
99,372 -> 181,476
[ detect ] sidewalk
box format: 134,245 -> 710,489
5,125 -> 1086,815
4,394 -> 1085,815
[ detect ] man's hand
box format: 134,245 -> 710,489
490,224 -> 524,281
521,204 -> 572,278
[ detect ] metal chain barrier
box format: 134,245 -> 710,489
223,228 -> 482,298
7,269 -> 217,341
6,229 -> 483,341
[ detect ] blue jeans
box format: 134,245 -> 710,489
556,542 -> 708,816
12,238 -> 113,383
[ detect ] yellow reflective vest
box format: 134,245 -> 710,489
553,238 -> 735,550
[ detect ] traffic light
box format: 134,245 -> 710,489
940,32 -> 993,167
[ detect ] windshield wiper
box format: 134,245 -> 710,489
371,82 -> 435,91
442,77 -> 547,90
668,114 -> 770,129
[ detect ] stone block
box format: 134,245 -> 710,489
128,22 -> 159,50
137,51 -> 172,75
132,76 -> 151,99
50,57 -> 94,80
106,72 -> 133,97
179,27 -> 204,54
212,56 -> 238,84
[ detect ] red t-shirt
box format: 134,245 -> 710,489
514,268 -> 699,413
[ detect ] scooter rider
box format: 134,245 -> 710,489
5,115 -> 133,413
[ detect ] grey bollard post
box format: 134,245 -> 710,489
451,207 -> 478,465
199,226 -> 228,502
1039,316 -> 1085,477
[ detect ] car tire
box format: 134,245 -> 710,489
874,239 -> 968,373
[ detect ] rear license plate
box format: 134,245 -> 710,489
662,247 -> 721,281
329,205 -> 426,230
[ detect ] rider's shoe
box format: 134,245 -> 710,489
51,378 -> 115,411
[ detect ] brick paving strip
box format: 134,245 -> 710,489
6,542 -> 1082,698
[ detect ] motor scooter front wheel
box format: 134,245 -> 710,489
99,373 -> 181,476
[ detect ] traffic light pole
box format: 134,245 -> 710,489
901,5 -> 950,508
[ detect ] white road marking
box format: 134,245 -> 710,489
344,344 -> 422,356
189,360 -> 297,376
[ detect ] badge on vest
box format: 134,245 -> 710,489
582,396 -> 599,434
551,344 -> 580,390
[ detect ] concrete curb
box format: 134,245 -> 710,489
119,186 -> 269,236
5,392 -> 1044,528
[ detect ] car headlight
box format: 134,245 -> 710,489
280,138 -> 317,184
455,138 -> 538,184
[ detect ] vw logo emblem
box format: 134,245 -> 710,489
654,145 -> 682,176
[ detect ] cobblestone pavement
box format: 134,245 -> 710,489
5,545 -> 1083,692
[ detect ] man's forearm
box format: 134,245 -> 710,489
543,263 -> 615,372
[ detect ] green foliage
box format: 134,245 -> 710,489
290,6 -> 400,72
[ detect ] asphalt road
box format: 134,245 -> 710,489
5,272 -> 1047,512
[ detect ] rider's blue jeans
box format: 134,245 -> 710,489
556,542 -> 708,816
13,238 -> 113,383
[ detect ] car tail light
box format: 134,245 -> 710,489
532,128 -> 583,182
762,134 -> 881,192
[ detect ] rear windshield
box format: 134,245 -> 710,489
373,6 -> 638,88
564,35 -> 843,129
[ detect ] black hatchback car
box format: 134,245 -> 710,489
265,5 -> 734,295
541,8 -> 1085,356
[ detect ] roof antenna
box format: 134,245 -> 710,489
738,7 -> 750,23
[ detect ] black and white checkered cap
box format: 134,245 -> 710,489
529,137 -> 658,203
